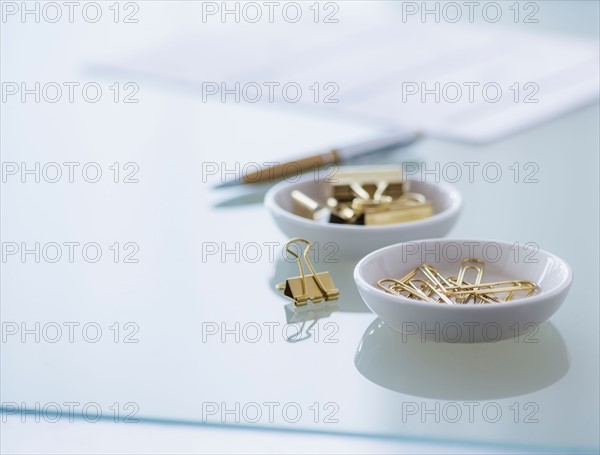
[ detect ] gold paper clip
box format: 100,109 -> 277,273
277,238 -> 339,306
419,263 -> 453,292
408,278 -> 454,305
377,260 -> 539,305
446,277 -> 500,304
447,280 -> 538,302
377,267 -> 417,289
376,267 -> 425,300
377,277 -> 418,299
455,259 -> 485,303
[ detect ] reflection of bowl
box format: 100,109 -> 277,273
355,318 -> 570,400
354,239 -> 573,342
264,175 -> 462,260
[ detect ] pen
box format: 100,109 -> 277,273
214,130 -> 421,188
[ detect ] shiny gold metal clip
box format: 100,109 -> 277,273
446,280 -> 538,302
377,261 -> 539,305
277,238 -> 339,306
331,166 -> 408,202
291,190 -> 327,220
454,259 -> 485,303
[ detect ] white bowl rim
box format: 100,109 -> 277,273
264,174 -> 462,231
354,238 -> 573,310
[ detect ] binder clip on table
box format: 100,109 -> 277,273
276,238 -> 340,307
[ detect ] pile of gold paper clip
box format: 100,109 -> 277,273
377,259 -> 539,304
292,166 -> 433,226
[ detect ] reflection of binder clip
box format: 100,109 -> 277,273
284,302 -> 338,324
276,238 -> 339,306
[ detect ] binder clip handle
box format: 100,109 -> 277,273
280,238 -> 339,306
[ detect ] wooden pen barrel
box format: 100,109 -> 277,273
243,150 -> 338,184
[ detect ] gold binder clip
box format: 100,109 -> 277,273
331,166 -> 408,202
349,188 -> 432,226
277,238 -> 339,306
291,190 -> 357,224
291,190 -> 328,220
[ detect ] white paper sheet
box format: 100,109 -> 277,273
96,3 -> 599,143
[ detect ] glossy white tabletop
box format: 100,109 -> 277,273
1,2 -> 599,453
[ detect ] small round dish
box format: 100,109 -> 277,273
354,239 -> 573,342
264,174 -> 462,260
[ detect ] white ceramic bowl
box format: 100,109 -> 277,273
354,239 -> 573,342
264,174 -> 462,260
